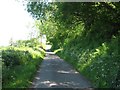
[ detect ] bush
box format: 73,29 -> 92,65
1,46 -> 45,88
2,50 -> 21,67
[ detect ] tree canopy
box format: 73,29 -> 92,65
27,2 -> 120,40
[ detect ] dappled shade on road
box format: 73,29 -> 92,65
31,52 -> 93,88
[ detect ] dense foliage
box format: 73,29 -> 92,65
26,2 -> 120,88
57,27 -> 120,88
1,39 -> 45,88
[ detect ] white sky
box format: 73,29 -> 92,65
0,0 -> 36,46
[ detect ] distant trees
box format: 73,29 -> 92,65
14,38 -> 40,48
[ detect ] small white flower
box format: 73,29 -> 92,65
102,69 -> 104,71
102,74 -> 105,77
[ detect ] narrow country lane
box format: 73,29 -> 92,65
31,52 -> 93,88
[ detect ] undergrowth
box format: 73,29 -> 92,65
54,24 -> 120,88
1,46 -> 45,88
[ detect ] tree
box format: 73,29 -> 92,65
26,2 -> 120,37
9,38 -> 14,46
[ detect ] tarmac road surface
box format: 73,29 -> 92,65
31,52 -> 93,88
